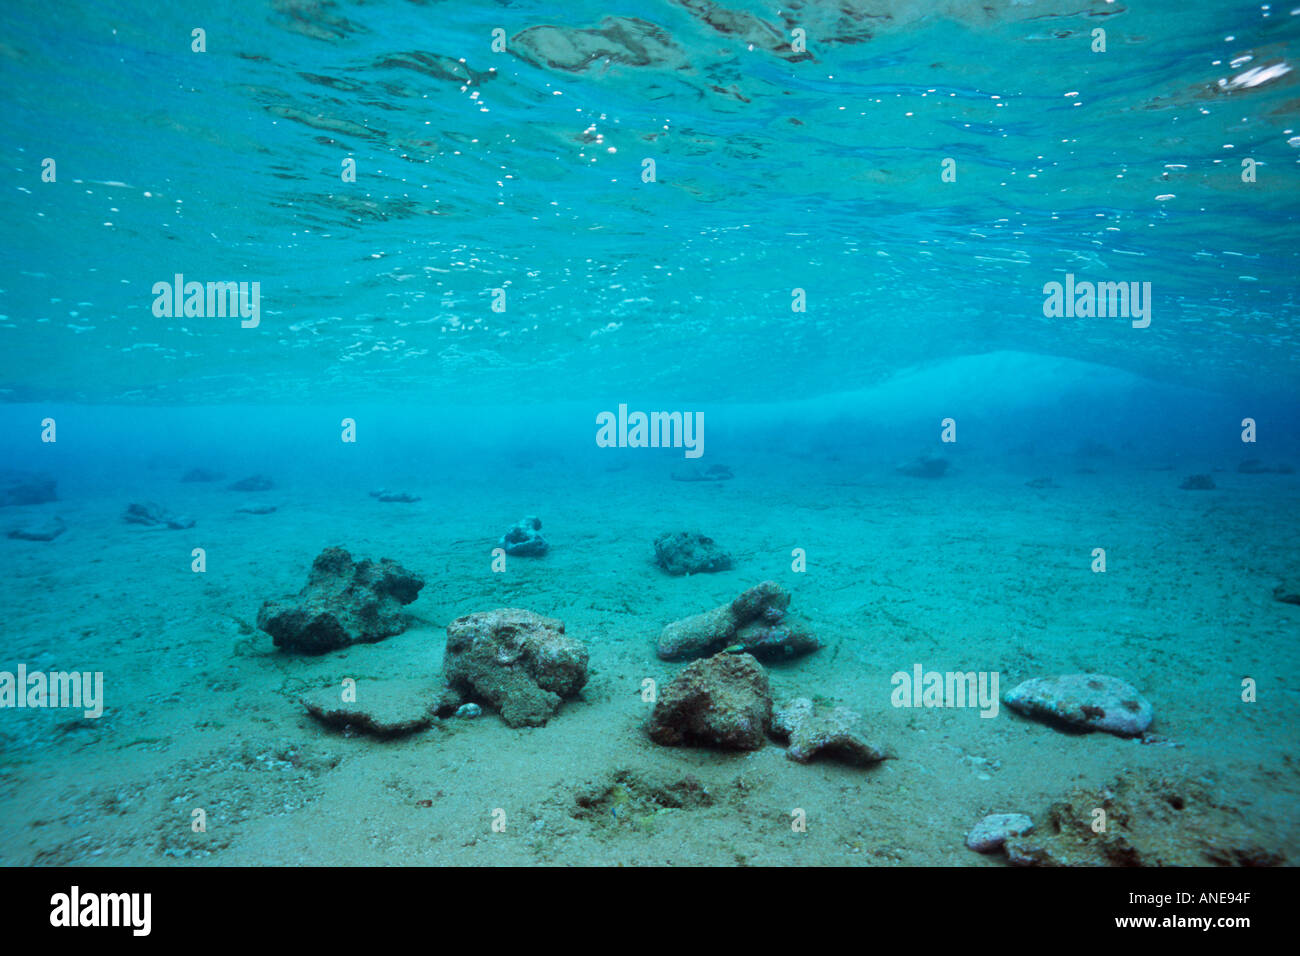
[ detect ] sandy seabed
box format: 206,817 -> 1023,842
1,453 -> 1297,866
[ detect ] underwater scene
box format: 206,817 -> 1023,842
1,0 -> 1298,873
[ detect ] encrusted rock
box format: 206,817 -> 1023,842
770,697 -> 889,766
1002,772 -> 1285,867
1004,673 -> 1153,737
0,472 -> 57,507
653,531 -> 732,576
966,813 -> 1035,853
500,515 -> 548,556
656,581 -> 820,662
300,680 -> 453,737
647,652 -> 771,750
442,608 -> 587,727
257,546 -> 425,654
122,502 -> 195,530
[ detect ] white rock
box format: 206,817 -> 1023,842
966,813 -> 1034,853
1004,673 -> 1153,737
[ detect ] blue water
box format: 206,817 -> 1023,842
1,0 -> 1298,867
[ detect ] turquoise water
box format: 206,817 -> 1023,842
2,0 -> 1298,403
1,1 -> 1298,867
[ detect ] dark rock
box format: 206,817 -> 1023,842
257,546 -> 425,654
657,581 -> 820,661
653,531 -> 732,576
228,474 -> 274,492
6,516 -> 66,541
236,505 -> 277,515
647,652 -> 771,750
1180,474 -> 1216,490
770,697 -> 889,766
181,468 -> 225,482
1025,476 -> 1057,489
369,489 -> 421,503
0,472 -> 57,507
122,502 -> 195,530
897,456 -> 949,478
441,608 -> 587,727
500,515 -> 548,556
1273,578 -> 1300,605
670,463 -> 733,482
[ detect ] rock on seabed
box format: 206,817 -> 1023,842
257,546 -> 425,654
441,608 -> 587,727
1004,673 -> 1153,737
647,652 -> 771,750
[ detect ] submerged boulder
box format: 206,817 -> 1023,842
1004,673 -> 1153,737
1179,474 -> 1216,490
653,531 -> 732,576
0,472 -> 57,507
122,502 -> 195,530
257,546 -> 425,654
648,652 -> 771,750
441,609 -> 587,727
499,515 -> 548,556
656,581 -> 820,662
770,697 -> 889,766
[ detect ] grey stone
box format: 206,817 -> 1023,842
653,531 -> 732,576
1005,673 -> 1153,737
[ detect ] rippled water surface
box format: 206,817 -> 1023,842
1,0 -> 1297,403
